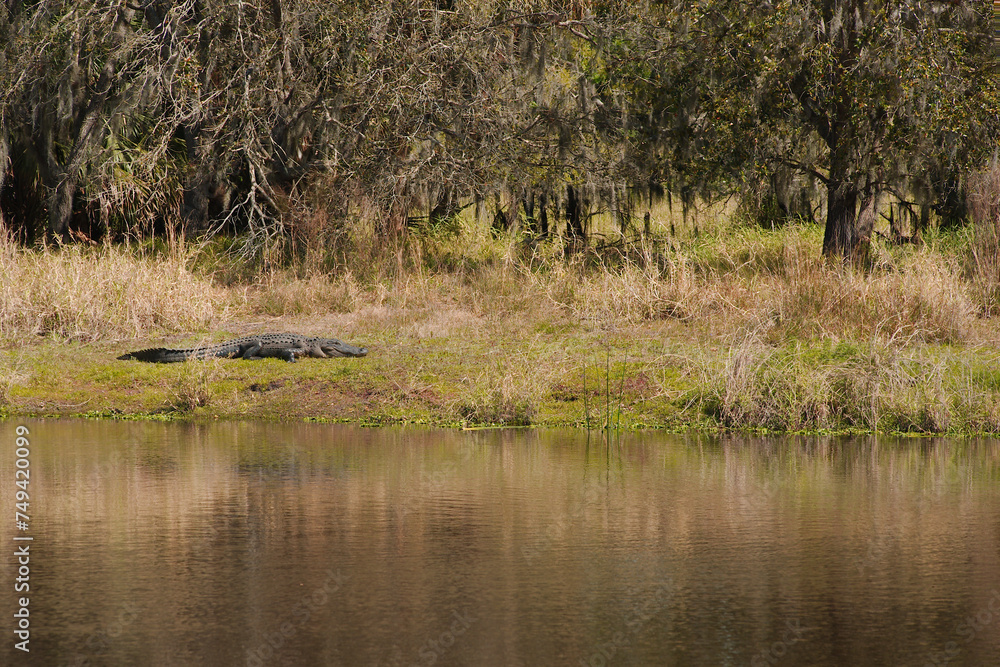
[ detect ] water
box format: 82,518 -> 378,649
2,421 -> 999,666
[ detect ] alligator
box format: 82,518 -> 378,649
118,333 -> 368,363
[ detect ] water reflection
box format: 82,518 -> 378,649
1,421 -> 999,666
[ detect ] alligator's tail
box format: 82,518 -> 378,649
117,348 -> 183,363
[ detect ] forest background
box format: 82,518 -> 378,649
2,0 -> 1000,433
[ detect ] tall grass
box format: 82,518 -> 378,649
0,234 -> 232,341
541,223 -> 975,346
453,345 -> 561,426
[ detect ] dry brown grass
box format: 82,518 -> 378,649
451,339 -> 570,426
0,234 -> 233,342
691,334 -> 911,431
764,250 -> 974,345
523,223 -> 976,347
692,334 -> 1000,434
245,271 -> 363,316
169,357 -> 226,412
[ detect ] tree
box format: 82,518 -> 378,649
623,0 -> 1000,260
0,2 -> 161,240
0,1 -> 607,250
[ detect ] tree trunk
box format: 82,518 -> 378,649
522,191 -> 536,234
822,140 -> 865,261
0,125 -> 7,233
538,192 -> 549,237
429,185 -> 456,225
182,124 -> 211,234
491,193 -> 514,235
46,172 -> 76,241
822,180 -> 858,260
566,185 -> 584,240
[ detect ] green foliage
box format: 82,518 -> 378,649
611,0 -> 1000,258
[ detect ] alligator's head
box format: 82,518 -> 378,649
322,338 -> 368,358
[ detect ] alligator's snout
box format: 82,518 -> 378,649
326,342 -> 368,358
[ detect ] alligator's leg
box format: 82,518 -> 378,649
242,341 -> 298,363
279,342 -> 308,362
241,341 -> 264,360
270,341 -> 309,362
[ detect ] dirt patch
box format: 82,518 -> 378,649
549,383 -> 579,402
248,379 -> 287,393
624,372 -> 653,396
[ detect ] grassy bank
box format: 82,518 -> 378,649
2,208 -> 1000,434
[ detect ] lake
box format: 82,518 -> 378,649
2,420 -> 999,666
